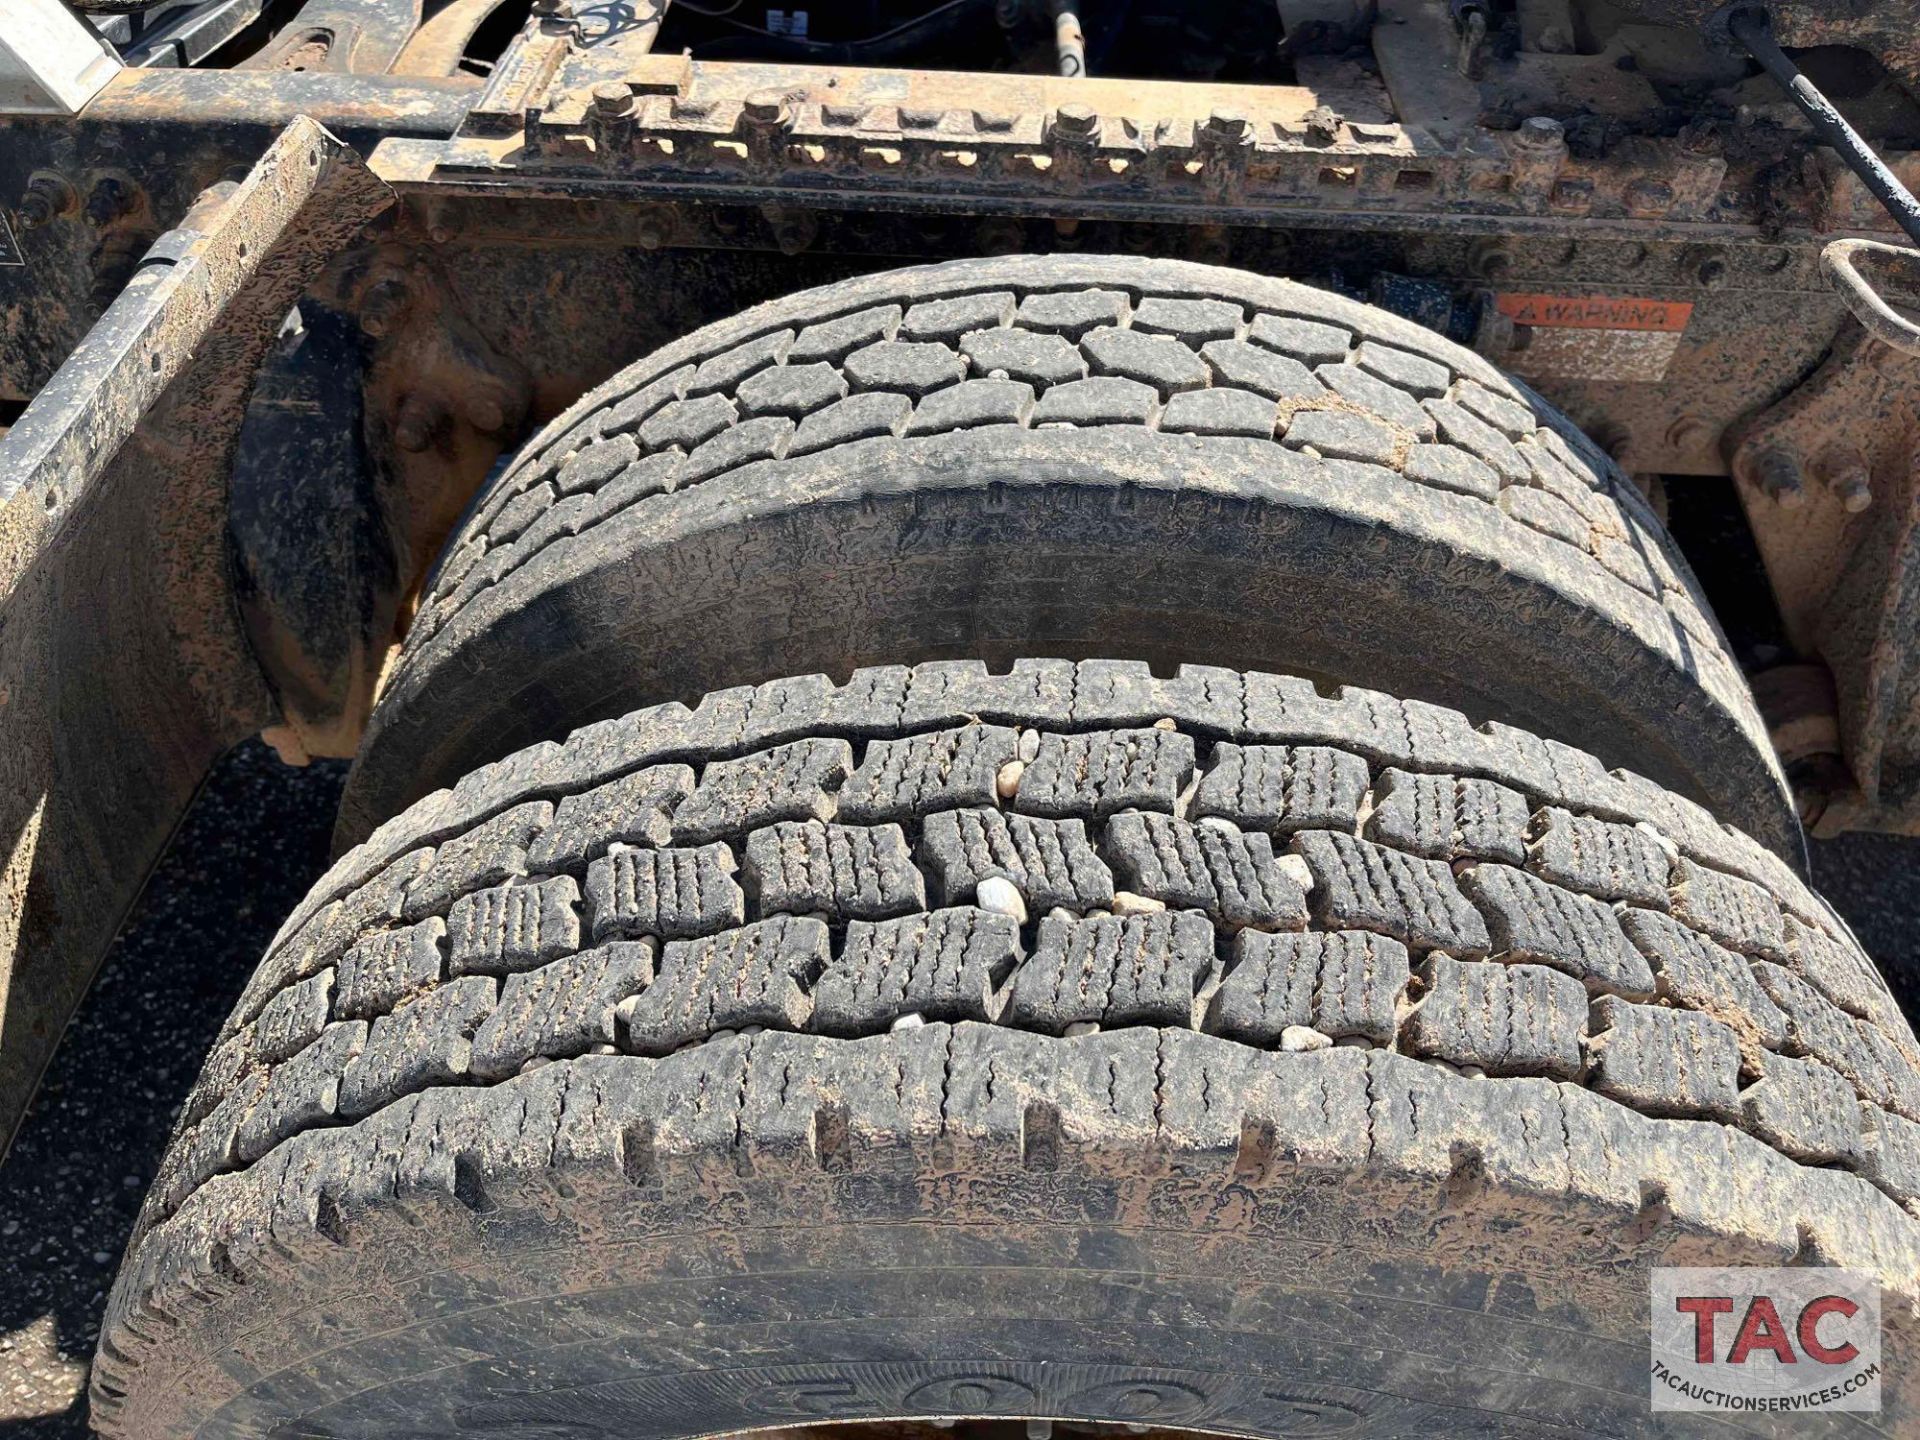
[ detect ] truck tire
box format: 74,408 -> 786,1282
339,255 -> 1800,863
99,660 -> 1920,1437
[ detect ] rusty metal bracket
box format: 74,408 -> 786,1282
0,117 -> 391,1159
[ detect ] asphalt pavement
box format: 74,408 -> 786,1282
0,742 -> 1913,1435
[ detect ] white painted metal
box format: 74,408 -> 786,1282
0,0 -> 122,116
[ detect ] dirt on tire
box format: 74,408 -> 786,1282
99,659 -> 1920,1437
341,255 -> 1796,864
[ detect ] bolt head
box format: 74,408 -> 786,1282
466,393 -> 507,433
394,413 -> 435,452
1623,179 -> 1674,216
1517,115 -> 1564,147
591,82 -> 632,116
1203,108 -> 1251,141
743,90 -> 790,125
1053,103 -> 1098,136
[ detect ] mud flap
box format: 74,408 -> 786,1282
0,117 -> 391,1156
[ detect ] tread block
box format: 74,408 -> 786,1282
1014,288 -> 1129,339
1782,913 -> 1881,1020
788,303 -> 902,363
682,415 -> 793,483
1619,907 -> 1787,1055
1500,486 -> 1588,548
1363,769 -> 1528,864
1399,953 -> 1586,1078
1080,325 -> 1210,397
1103,812 -> 1308,930
595,364 -> 693,438
942,1024 -> 1161,1150
811,908 -> 1022,1033
402,802 -> 552,921
1158,387 -> 1277,438
1403,443 -> 1499,501
1754,961 -> 1885,1102
837,724 -> 1019,823
1525,808 -> 1670,909
1004,910 -> 1216,1031
788,391 -> 912,455
1353,339 -> 1451,398
525,763 -> 695,872
904,377 -> 1035,434
1584,996 -> 1741,1120
447,875 -> 582,977
624,916 -> 830,1054
1313,363 -> 1436,440
181,1030 -> 253,1128
337,976 -> 497,1120
235,1021 -> 366,1165
637,393 -> 738,453
960,327 -> 1087,387
469,941 -> 657,1080
1207,929 -> 1407,1045
900,290 -> 1015,342
742,820 -> 926,919
1281,408 -> 1401,465
254,970 -> 334,1065
918,808 -> 1114,912
1198,339 -> 1325,402
1453,379 -> 1537,439
1069,659 -> 1243,734
1014,728 -> 1196,819
1248,313 -> 1350,365
1740,1053 -> 1862,1166
734,360 -> 849,418
586,843 -> 745,943
1459,864 -> 1653,998
243,850 -> 431,1024
1669,857 -> 1789,963
488,484 -> 552,543
554,435 -> 639,495
1424,397 -> 1529,481
1131,295 -> 1243,342
1294,831 -> 1489,955
336,919 -> 446,1020
737,1027 -> 952,1163
842,339 -> 967,398
1859,1104 -> 1920,1206
153,1072 -> 267,1215
590,451 -> 684,515
672,738 -> 854,843
1855,1019 -> 1920,1124
687,329 -> 793,397
1192,742 -> 1370,834
1029,375 -> 1159,426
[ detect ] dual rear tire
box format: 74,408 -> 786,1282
98,258 -> 1918,1437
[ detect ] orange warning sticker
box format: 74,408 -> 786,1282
1494,293 -> 1694,331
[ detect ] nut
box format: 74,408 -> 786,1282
1749,447 -> 1808,508
1051,102 -> 1098,140
1515,115 -> 1565,148
1623,179 -> 1674,217
741,90 -> 791,126
1201,109 -> 1251,143
590,82 -> 633,119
